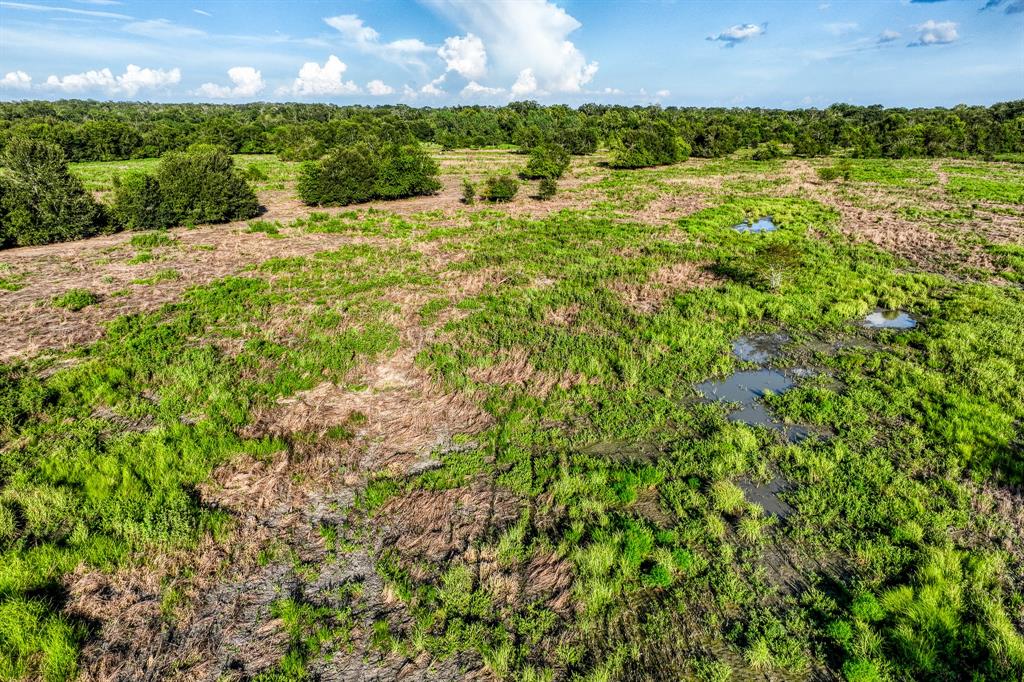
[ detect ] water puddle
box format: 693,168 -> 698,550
732,333 -> 790,364
739,476 -> 794,519
733,216 -> 778,234
863,309 -> 917,329
696,369 -> 794,405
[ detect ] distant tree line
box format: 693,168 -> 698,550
1,99 -> 1021,163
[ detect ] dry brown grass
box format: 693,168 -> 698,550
609,261 -> 723,313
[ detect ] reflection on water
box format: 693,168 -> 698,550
734,216 -> 778,233
863,309 -> 917,329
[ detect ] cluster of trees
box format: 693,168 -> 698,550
0,139 -> 258,248
296,132 -> 440,206
610,120 -> 691,168
2,100 -> 1021,163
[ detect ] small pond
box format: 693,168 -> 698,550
863,309 -> 917,330
733,216 -> 778,234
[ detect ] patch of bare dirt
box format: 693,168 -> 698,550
609,261 -> 723,313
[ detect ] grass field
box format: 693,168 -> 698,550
2,149 -> 1023,681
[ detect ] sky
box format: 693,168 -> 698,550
1,0 -> 1022,108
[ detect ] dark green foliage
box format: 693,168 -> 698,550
521,144 -> 570,179
751,141 -> 783,161
480,174 -> 519,202
111,172 -> 166,231
0,138 -> 105,248
537,177 -> 557,200
817,162 -> 852,182
1,100 -> 1021,164
110,146 -> 258,230
297,140 -> 440,206
610,121 -> 690,169
461,178 -> 476,204
154,145 -> 259,225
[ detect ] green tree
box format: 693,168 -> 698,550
0,137 -> 105,248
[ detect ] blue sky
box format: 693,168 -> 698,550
1,0 -> 1022,107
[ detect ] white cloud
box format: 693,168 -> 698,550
281,55 -> 360,96
324,14 -> 432,67
461,80 -> 504,97
707,23 -> 765,47
878,29 -> 901,44
417,74 -> 446,96
0,1 -> 130,19
193,8 -> 211,17
123,18 -> 206,39
0,70 -> 32,89
824,22 -> 858,36
911,20 -> 958,46
196,66 -> 264,98
655,89 -> 670,98
366,79 -> 394,95
426,0 -> 597,94
438,33 -> 487,79
510,67 -> 537,97
44,64 -> 180,96
115,64 -> 181,96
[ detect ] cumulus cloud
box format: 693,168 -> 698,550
123,18 -> 206,39
877,29 -> 901,43
425,0 -> 598,94
419,73 -> 446,96
281,55 -> 360,96
510,67 -> 537,97
324,14 -> 432,67
707,23 -> 766,47
45,64 -> 180,96
655,89 -> 671,98
438,33 -> 487,79
0,70 -> 32,89
461,80 -> 504,97
196,66 -> 264,99
909,19 -> 958,46
366,79 -> 394,96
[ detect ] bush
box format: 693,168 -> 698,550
0,138 -> 105,248
52,289 -> 99,311
537,178 -> 557,200
817,162 -> 852,182
297,140 -> 440,207
242,164 -> 269,181
752,142 -> 783,161
111,145 -> 259,230
111,172 -> 167,231
462,179 -> 476,204
610,121 -> 689,169
155,145 -> 259,225
521,144 -> 570,179
480,174 -> 519,202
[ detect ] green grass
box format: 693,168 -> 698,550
70,154 -> 299,194
3,154 -> 1024,681
51,289 -> 99,311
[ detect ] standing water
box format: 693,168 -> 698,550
733,216 -> 778,234
863,309 -> 917,329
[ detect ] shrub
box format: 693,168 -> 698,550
521,144 -> 570,179
752,142 -> 783,161
0,138 -> 105,248
481,174 -> 519,202
53,289 -> 99,311
537,178 -> 557,200
155,145 -> 259,225
817,162 -> 852,182
297,140 -> 440,207
242,164 -> 269,181
111,172 -> 167,231
111,145 -> 259,230
461,179 -> 476,204
610,121 -> 689,169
